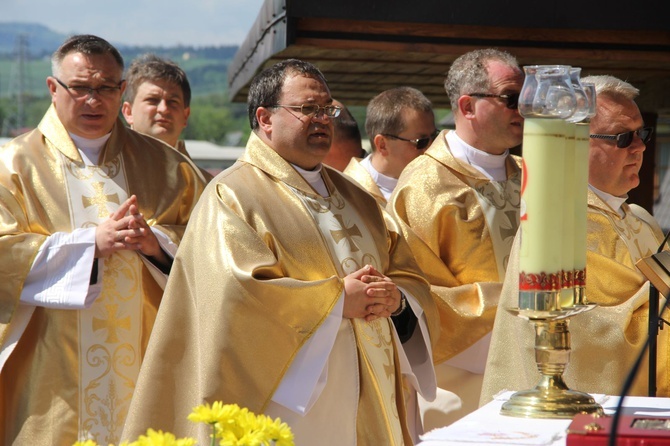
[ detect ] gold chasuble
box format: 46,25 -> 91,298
121,133 -> 438,446
343,157 -> 387,206
481,190 -> 670,404
388,132 -> 522,364
0,106 -> 205,445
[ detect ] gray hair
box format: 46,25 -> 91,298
365,86 -> 434,152
580,75 -> 639,100
444,48 -> 519,110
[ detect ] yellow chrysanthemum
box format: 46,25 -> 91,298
188,401 -> 242,427
73,441 -> 100,446
132,428 -> 196,446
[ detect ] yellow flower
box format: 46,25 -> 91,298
188,401 -> 241,427
131,428 -> 196,446
260,416 -> 295,446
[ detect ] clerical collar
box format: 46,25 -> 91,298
446,130 -> 509,181
69,132 -> 112,165
292,163 -> 329,197
589,185 -> 628,218
360,154 -> 397,200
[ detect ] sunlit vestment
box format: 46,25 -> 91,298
0,105 -> 205,446
343,157 -> 387,205
121,133 -> 439,446
388,131 -> 521,426
174,140 -> 214,182
481,190 -> 670,404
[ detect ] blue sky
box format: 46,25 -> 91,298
0,0 -> 265,47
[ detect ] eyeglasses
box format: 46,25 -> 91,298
381,129 -> 440,150
270,104 -> 342,118
54,77 -> 124,98
467,92 -> 520,110
590,127 -> 653,148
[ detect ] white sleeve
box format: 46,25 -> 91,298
393,287 -> 437,401
271,291 -> 344,414
151,226 -> 178,258
20,227 -> 100,309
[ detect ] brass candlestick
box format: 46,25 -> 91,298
501,287 -> 603,419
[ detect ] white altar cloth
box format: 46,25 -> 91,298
418,391 -> 670,445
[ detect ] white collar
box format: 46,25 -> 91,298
69,132 -> 112,165
293,163 -> 329,197
589,184 -> 628,217
446,130 -> 509,181
361,155 -> 397,200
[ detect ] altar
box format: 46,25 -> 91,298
418,391 -> 670,445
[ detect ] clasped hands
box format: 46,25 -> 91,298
343,265 -> 402,322
95,195 -> 167,266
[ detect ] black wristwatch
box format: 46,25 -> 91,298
391,293 -> 407,317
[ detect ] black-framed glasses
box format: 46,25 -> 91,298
467,92 -> 520,110
54,77 -> 124,98
590,127 -> 653,148
381,129 -> 440,150
270,104 -> 342,118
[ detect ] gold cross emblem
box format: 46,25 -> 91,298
82,182 -> 120,218
93,304 -> 131,344
330,214 -> 362,252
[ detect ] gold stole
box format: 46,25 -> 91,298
61,152 -> 142,444
292,185 -> 405,445
616,203 -> 658,262
468,177 -> 521,277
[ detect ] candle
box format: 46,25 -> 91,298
519,118 -> 567,308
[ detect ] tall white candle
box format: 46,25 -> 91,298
519,118 -> 567,294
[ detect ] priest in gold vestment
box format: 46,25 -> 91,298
122,59 -> 439,446
388,49 -> 524,427
343,86 -> 437,206
0,35 -> 206,446
481,75 -> 669,403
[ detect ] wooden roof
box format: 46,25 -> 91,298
228,0 -> 670,116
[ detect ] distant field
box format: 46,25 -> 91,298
0,55 -> 232,98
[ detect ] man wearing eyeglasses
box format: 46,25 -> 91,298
342,87 -> 437,205
482,75 -> 670,403
122,58 -> 439,445
388,48 -> 524,428
0,35 -> 206,445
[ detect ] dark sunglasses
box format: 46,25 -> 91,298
590,127 -> 653,148
381,129 -> 440,150
468,92 -> 520,110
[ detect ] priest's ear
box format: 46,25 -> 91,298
457,94 -> 477,120
46,77 -> 59,103
256,106 -> 274,134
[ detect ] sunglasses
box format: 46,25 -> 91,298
381,130 -> 440,150
589,127 -> 653,148
468,92 -> 520,110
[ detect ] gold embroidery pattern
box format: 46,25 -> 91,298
82,252 -> 141,444
330,214 -> 362,252
306,189 -> 346,213
472,176 -> 521,210
82,182 -> 121,219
